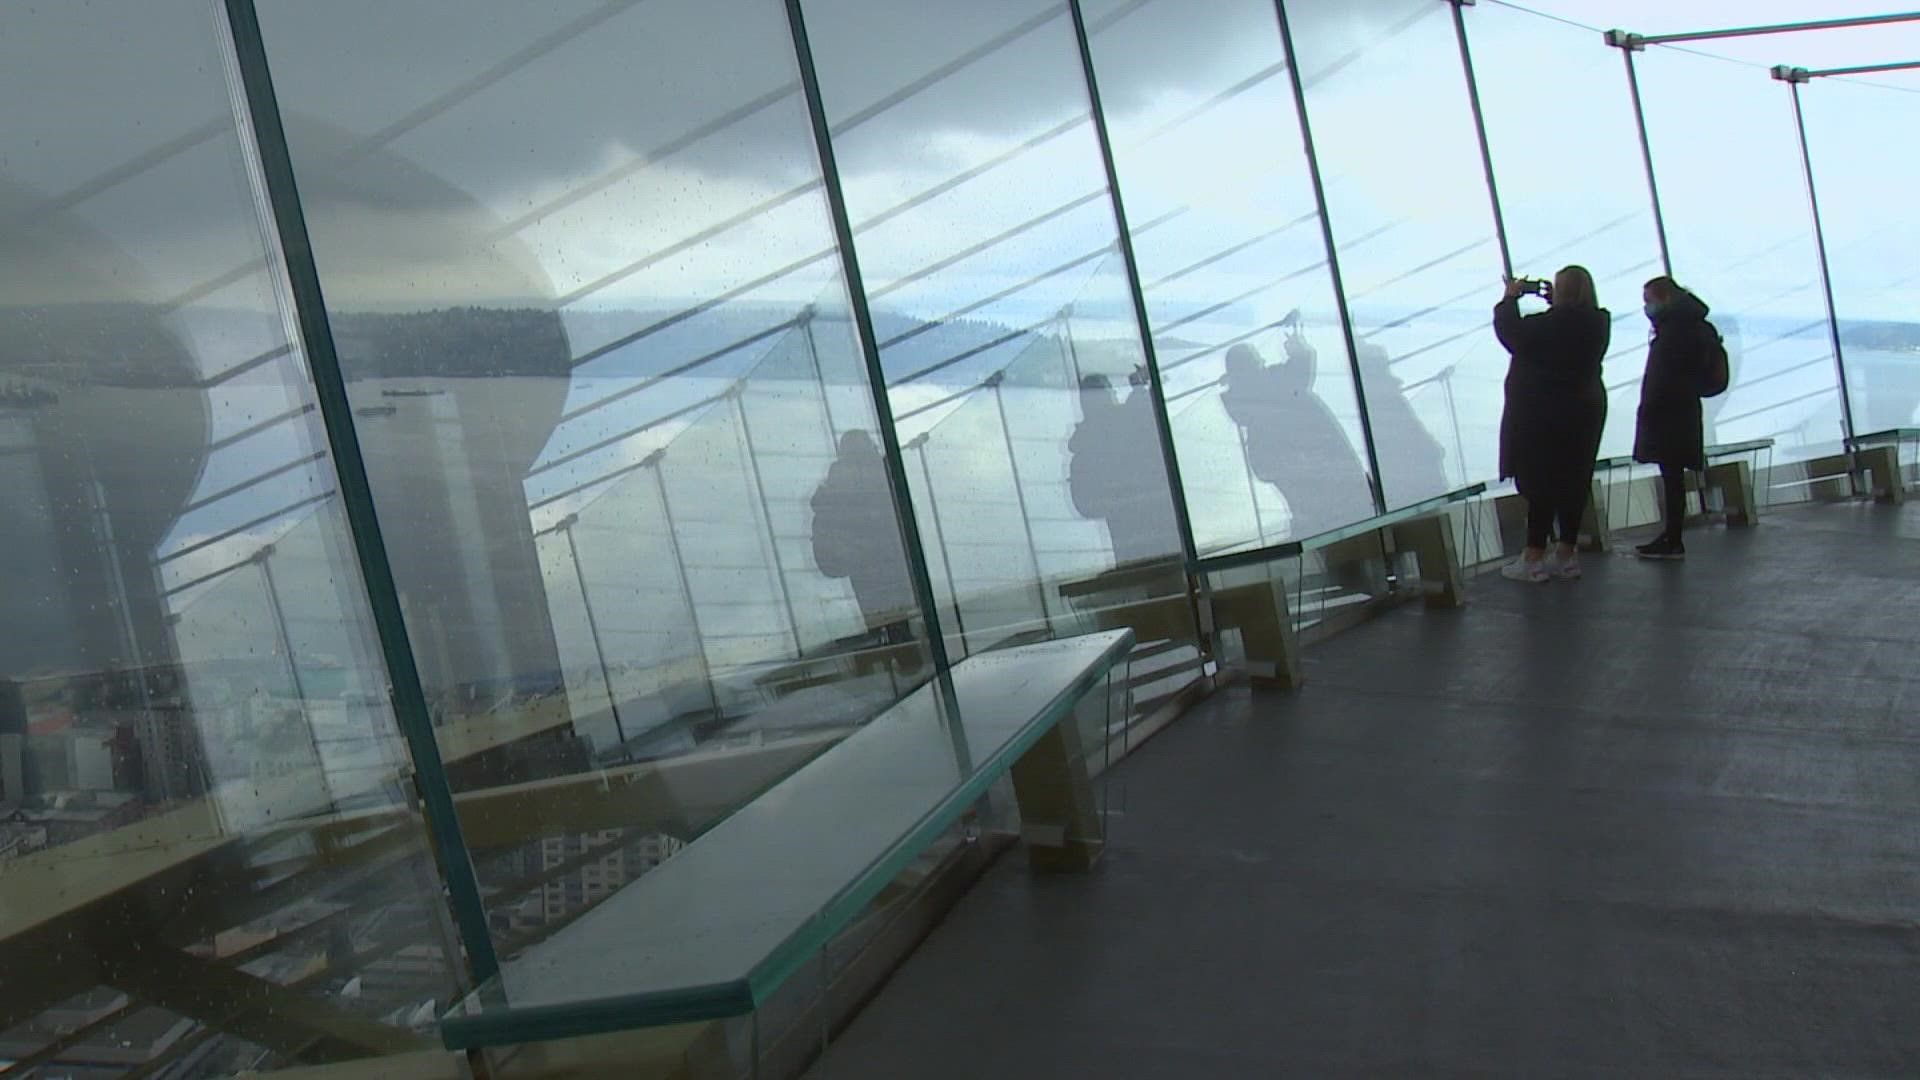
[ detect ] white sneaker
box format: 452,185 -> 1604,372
1500,557 -> 1550,583
1545,551 -> 1582,580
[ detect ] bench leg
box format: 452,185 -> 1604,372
1707,459 -> 1757,526
1010,711 -> 1105,873
1856,445 -> 1905,504
1211,576 -> 1303,690
1493,492 -> 1527,555
1390,514 -> 1465,609
1580,477 -> 1610,552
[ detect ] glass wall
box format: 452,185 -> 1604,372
1285,0 -> 1509,507
1083,0 -> 1375,554
1796,73 -> 1920,437
1636,45 -> 1848,463
1465,2 -> 1668,459
253,0 -> 931,977
0,1 -> 461,1074
9,1 -> 1912,1071
797,0 -> 1203,707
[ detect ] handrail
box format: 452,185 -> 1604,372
1190,482 -> 1486,575
1847,427 -> 1920,448
1590,437 -> 1776,477
1707,437 -> 1778,457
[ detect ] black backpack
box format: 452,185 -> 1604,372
1698,322 -> 1730,397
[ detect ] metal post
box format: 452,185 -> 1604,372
783,0 -> 958,716
1271,0 -> 1390,515
1448,0 -> 1514,279
907,433 -> 969,650
1057,304 -> 1086,388
1800,60 -> 1920,79
557,517 -> 633,761
646,451 -> 722,718
257,545 -> 329,799
1635,12 -> 1920,46
1439,367 -> 1470,487
71,430 -> 156,720
218,0 -> 499,983
1608,33 -> 1675,276
1238,429 -> 1270,542
729,387 -> 807,655
81,469 -> 146,683
799,304 -> 842,443
256,546 -> 308,706
1781,73 -> 1863,472
1066,0 -> 1206,560
989,373 -> 1054,625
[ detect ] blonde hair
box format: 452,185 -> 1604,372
1553,265 -> 1597,309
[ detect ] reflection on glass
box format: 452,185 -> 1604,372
0,0 -> 460,1072
1287,0 -> 1506,505
799,0 -> 1201,710
256,0 -> 931,974
1082,0 -> 1376,550
1636,46 -> 1844,463
1220,336 -> 1374,536
1465,2 -> 1666,460
1797,74 -> 1920,437
1070,371 -> 1176,563
812,430 -> 918,636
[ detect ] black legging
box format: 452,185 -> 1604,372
1661,464 -> 1688,539
1525,485 -> 1590,550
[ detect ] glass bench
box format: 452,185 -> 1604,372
439,629 -> 1133,1051
1187,484 -> 1487,690
1847,428 -> 1918,503
1587,438 -> 1776,540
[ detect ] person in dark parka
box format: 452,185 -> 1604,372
811,430 -> 915,633
1494,265 -> 1612,582
1632,275 -> 1710,560
1068,374 -> 1179,565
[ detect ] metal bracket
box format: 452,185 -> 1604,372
1604,29 -> 1646,51
1771,64 -> 1812,83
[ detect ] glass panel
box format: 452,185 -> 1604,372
1636,46 -> 1846,464
1286,0 -> 1507,506
1467,2 -> 1667,460
1083,0 -> 1377,551
255,0 -> 933,972
445,631 -> 1131,1044
1796,73 -> 1920,437
0,1 -> 461,1072
797,0 -> 1202,721
909,367 -> 1052,654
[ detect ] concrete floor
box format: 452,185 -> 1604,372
819,501 -> 1920,1078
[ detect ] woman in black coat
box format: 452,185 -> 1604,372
1633,276 -> 1710,560
1494,265 -> 1611,582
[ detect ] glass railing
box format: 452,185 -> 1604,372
10,0 -> 1916,1073
1637,44 -> 1849,466
1796,72 -> 1920,439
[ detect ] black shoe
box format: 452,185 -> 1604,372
1635,535 -> 1685,560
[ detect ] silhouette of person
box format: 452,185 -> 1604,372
1068,373 -> 1180,566
1355,342 -> 1451,504
810,430 -> 915,636
1220,333 -> 1374,537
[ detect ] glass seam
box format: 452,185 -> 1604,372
780,0 -> 960,720
214,0 -> 501,984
